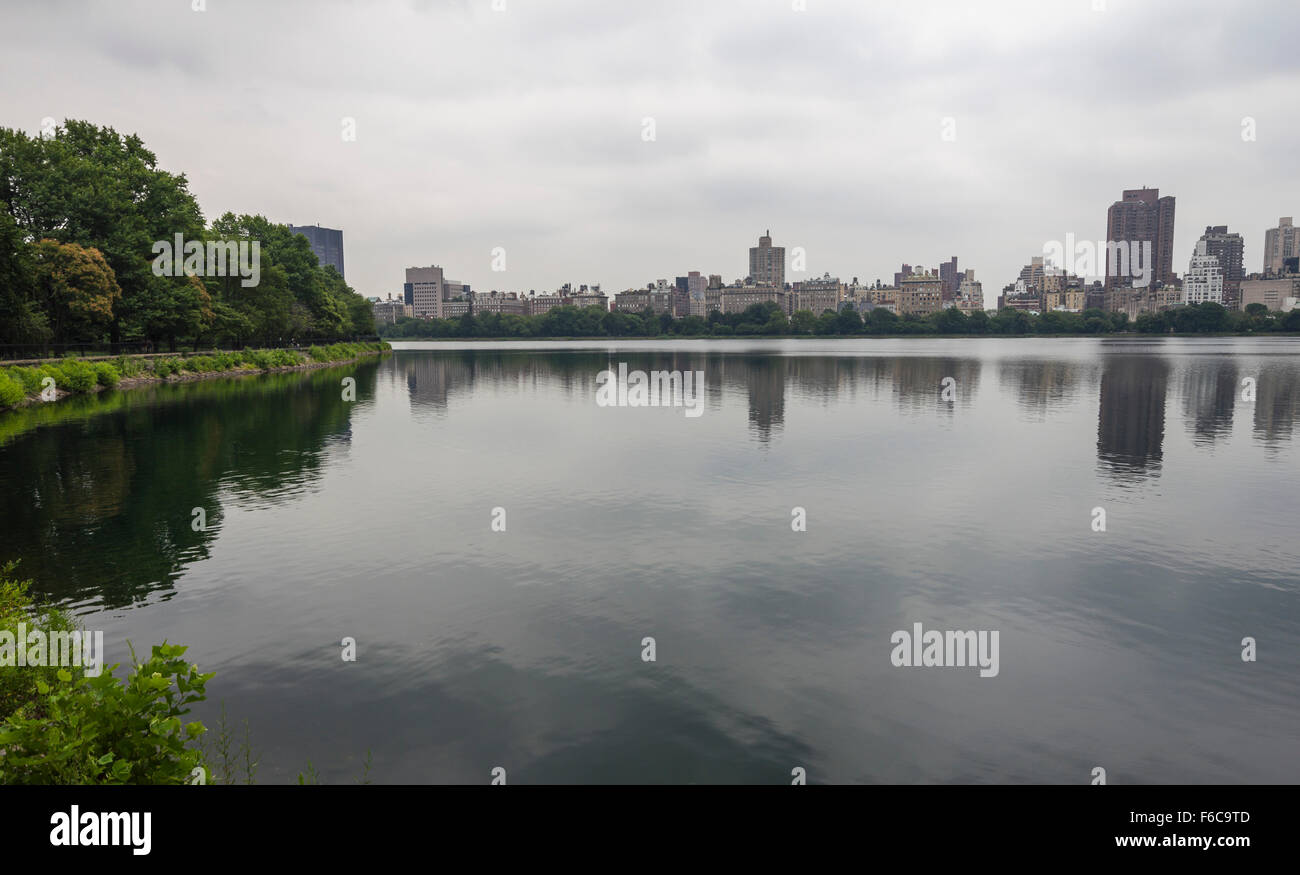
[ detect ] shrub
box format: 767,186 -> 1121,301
308,345 -> 329,362
0,641 -> 212,784
0,562 -> 79,723
114,356 -> 144,378
0,371 -> 24,409
54,359 -> 96,393
10,367 -> 44,395
245,350 -> 272,369
153,357 -> 182,378
182,355 -> 216,373
93,362 -> 120,388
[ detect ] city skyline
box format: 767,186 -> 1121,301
2,0 -> 1295,301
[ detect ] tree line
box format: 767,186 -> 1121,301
0,120 -> 374,350
380,299 -> 1300,339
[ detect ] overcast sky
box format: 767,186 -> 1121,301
3,0 -> 1298,300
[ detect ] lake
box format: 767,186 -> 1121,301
1,337 -> 1297,784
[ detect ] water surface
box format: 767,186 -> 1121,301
1,338 -> 1297,784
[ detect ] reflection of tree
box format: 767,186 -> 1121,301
1097,356 -> 1169,479
397,349 -> 986,439
0,362 -> 378,608
1253,364 -> 1300,445
1180,359 -> 1237,444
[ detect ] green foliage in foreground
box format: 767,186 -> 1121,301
0,563 -> 214,785
1,564 -> 374,785
0,562 -> 78,721
0,341 -> 388,410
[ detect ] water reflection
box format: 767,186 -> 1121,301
2,340 -> 1298,784
1180,359 -> 1238,445
1254,365 -> 1300,446
1097,356 -> 1170,480
1000,359 -> 1088,420
0,362 -> 379,608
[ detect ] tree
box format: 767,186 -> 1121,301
0,121 -> 205,344
789,309 -> 817,335
833,306 -> 863,334
0,207 -> 46,343
934,306 -> 969,335
30,239 -> 121,342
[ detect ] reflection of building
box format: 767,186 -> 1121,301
1181,360 -> 1236,444
999,359 -> 1081,418
1097,356 -> 1169,478
1253,365 -> 1300,444
743,356 -> 785,443
889,357 -> 981,411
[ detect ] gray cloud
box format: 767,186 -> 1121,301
1,0 -> 1296,298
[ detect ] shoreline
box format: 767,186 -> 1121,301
384,332 -> 1297,342
4,350 -> 388,411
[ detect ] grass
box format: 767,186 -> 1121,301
0,342 -> 389,410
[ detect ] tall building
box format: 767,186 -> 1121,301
289,224 -> 345,278
1263,217 -> 1299,275
899,270 -> 943,316
1199,225 -> 1244,309
956,269 -> 984,312
748,230 -> 785,289
894,263 -> 914,287
1104,187 -> 1175,291
405,265 -> 445,318
686,271 -> 708,317
938,257 -> 959,301
1017,256 -> 1048,293
1184,240 -> 1224,306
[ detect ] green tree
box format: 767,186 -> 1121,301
30,238 -> 122,342
789,309 -> 816,334
0,121 -> 205,344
